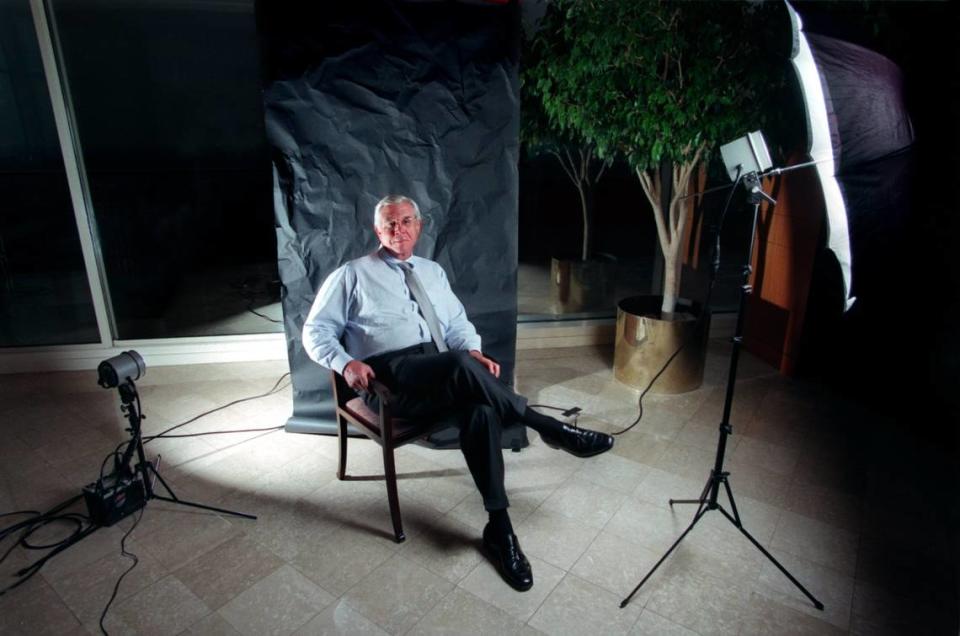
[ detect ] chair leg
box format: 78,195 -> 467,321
336,415 -> 348,480
382,446 -> 405,543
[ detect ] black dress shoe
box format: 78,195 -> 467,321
482,523 -> 533,592
540,424 -> 614,458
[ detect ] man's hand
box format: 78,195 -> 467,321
343,360 -> 376,392
469,350 -> 500,378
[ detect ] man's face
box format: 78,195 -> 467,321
374,202 -> 422,261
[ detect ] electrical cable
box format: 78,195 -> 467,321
19,514 -> 86,550
143,372 -> 290,443
98,506 -> 143,636
0,372 -> 289,600
527,170 -> 748,438
608,169 -> 744,437
2,531 -> 90,596
97,448 -> 127,494
0,502 -> 95,596
92,374 -> 288,629
527,403 -> 582,427
247,306 -> 283,324
0,511 -> 41,541
0,510 -> 40,520
149,426 -> 284,439
0,498 -> 83,545
91,373 -> 287,629
232,277 -> 283,324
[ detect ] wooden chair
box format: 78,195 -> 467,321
330,370 -> 445,543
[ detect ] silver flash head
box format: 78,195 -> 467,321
720,130 -> 773,182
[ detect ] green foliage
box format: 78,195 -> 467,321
525,0 -> 785,172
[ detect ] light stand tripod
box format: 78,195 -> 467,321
113,378 -> 257,521
6,368 -> 256,597
620,171 -> 823,610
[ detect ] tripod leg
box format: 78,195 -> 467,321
714,505 -> 824,610
720,475 -> 743,527
150,494 -> 257,520
145,463 -> 257,521
620,505 -> 708,608
670,471 -> 713,507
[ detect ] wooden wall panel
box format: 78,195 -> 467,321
744,164 -> 825,375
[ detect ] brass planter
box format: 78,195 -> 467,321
614,295 -> 709,394
551,256 -> 616,313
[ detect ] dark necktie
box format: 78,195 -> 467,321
398,262 -> 448,352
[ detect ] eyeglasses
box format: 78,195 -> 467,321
379,216 -> 419,232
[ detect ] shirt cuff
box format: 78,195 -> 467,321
330,352 -> 355,376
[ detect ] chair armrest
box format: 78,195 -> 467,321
331,370 -> 398,413
369,379 -> 398,408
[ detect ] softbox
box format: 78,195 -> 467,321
787,1 -> 915,312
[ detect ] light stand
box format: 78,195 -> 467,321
6,353 -> 255,595
93,351 -> 254,521
113,376 -> 257,521
619,169 -> 823,611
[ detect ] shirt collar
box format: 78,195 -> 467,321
377,247 -> 414,271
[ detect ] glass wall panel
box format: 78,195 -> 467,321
517,155 -> 751,322
51,0 -> 278,339
0,0 -> 99,346
517,156 -> 656,321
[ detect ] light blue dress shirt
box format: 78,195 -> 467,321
302,248 -> 482,374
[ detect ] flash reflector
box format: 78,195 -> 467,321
97,350 -> 145,388
720,130 -> 773,181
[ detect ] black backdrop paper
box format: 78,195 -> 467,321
257,1 -> 522,439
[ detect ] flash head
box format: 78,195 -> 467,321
720,130 -> 772,182
97,350 -> 146,389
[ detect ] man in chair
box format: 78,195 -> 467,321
302,194 -> 613,591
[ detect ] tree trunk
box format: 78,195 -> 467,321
551,147 -> 607,262
661,245 -> 681,318
552,149 -> 593,262
579,186 -> 594,261
635,147 -> 704,317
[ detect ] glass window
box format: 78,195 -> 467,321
517,154 -> 749,322
0,0 -> 99,347
50,0 -> 278,339
517,155 -> 659,322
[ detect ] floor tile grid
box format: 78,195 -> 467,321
5,348 -> 956,626
0,392 -> 832,636
510,350 -> 856,632
3,368 -> 788,636
318,390 -> 852,632
219,429 -> 641,634
282,436 -> 578,634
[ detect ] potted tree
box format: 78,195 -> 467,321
526,0 -> 783,391
521,45 -> 614,313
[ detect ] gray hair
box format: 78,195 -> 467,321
374,195 -> 421,227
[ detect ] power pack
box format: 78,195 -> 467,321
82,473 -> 147,526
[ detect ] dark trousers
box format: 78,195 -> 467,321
364,343 -> 527,511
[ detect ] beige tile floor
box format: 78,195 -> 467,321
0,343 -> 956,635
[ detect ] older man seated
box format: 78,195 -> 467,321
303,194 -> 613,592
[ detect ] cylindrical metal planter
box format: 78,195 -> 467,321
551,256 -> 617,313
614,295 -> 710,394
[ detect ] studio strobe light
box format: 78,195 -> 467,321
97,350 -> 145,389
84,351 -> 255,526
